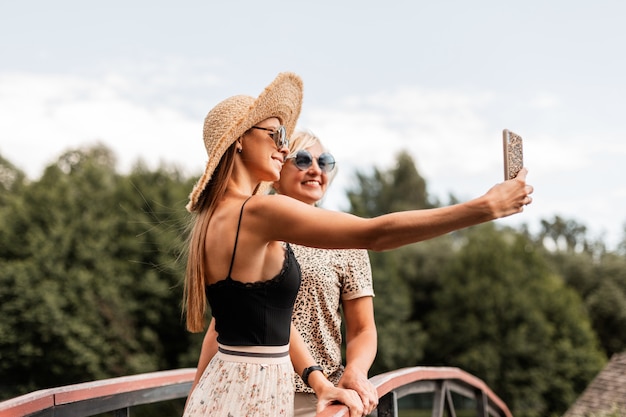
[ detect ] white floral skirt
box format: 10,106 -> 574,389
183,344 -> 295,417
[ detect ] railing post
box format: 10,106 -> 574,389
432,380 -> 445,417
445,386 -> 457,417
475,389 -> 488,417
376,390 -> 398,417
113,407 -> 130,417
432,380 -> 457,417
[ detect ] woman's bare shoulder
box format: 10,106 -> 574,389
246,193 -> 308,213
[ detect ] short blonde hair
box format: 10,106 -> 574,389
287,129 -> 338,183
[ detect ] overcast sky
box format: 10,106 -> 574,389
1,0 -> 625,248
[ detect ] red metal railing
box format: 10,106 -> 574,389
0,367 -> 512,417
317,367 -> 512,417
0,369 -> 195,417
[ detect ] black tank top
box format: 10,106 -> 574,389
205,197 -> 301,346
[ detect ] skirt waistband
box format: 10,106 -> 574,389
216,344 -> 290,364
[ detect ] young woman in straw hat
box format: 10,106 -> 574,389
182,72 -> 533,417
187,130 -> 378,417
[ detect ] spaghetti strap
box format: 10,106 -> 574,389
227,196 -> 253,278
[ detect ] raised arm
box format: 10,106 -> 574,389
251,169 -> 533,251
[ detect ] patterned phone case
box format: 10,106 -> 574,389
503,129 -> 523,180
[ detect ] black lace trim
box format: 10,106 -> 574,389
208,244 -> 293,289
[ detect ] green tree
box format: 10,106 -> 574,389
346,150 -> 435,373
619,224 -> 626,255
347,150 -> 434,217
539,215 -> 589,252
553,249 -> 626,357
119,163 -> 203,368
0,155 -> 28,261
366,248 -> 426,375
344,150 -> 608,416
540,216 -> 626,357
422,224 -> 606,417
0,154 -> 26,198
0,145 -> 201,399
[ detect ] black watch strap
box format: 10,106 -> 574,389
301,365 -> 324,388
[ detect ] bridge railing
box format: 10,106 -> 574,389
0,367 -> 512,417
318,366 -> 512,417
0,369 -> 195,417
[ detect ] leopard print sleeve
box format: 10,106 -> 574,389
340,248 -> 375,300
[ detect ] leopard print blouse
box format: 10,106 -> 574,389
290,244 -> 375,393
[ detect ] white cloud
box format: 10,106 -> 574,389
2,72 -> 625,249
300,85 -> 626,249
307,87 -> 495,172
0,72 -> 204,178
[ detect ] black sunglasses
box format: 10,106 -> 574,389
250,125 -> 289,149
288,149 -> 336,173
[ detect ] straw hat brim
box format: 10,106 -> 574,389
186,72 -> 303,212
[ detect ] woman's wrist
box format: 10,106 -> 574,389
308,370 -> 335,394
301,365 -> 325,388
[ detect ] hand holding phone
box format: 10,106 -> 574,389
503,129 -> 523,180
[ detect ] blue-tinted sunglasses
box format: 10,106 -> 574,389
288,149 -> 336,173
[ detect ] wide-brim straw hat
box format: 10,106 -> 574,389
186,72 -> 303,212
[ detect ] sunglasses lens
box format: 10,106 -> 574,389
294,150 -> 313,170
274,126 -> 287,148
292,150 -> 336,173
318,153 -> 335,173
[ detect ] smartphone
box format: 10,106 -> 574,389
503,129 -> 523,180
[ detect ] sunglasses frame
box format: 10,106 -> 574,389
288,149 -> 336,173
250,125 -> 289,149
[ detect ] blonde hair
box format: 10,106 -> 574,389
285,129 -> 338,183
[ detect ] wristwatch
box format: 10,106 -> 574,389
301,365 -> 325,388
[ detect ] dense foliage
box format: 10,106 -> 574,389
1,146 -> 625,417
346,150 -> 622,417
0,145 -> 203,397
